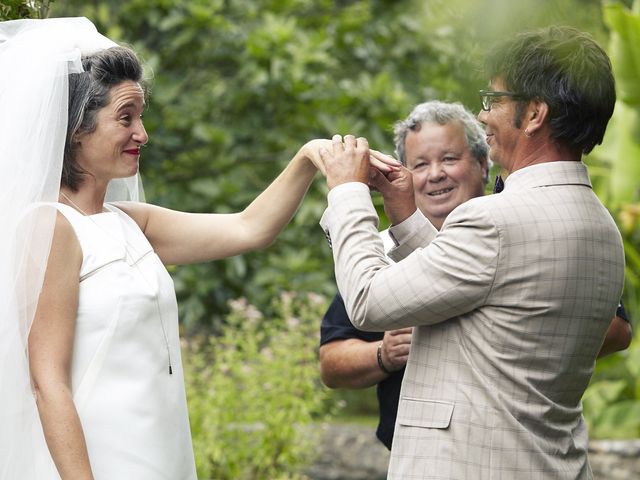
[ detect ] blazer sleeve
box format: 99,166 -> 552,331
387,209 -> 438,262
320,184 -> 500,331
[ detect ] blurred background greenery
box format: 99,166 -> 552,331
4,0 -> 640,476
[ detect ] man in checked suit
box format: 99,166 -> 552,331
318,26 -> 625,479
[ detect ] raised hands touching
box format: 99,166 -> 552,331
320,134 -> 372,189
318,134 -> 401,189
309,134 -> 416,224
299,138 -> 334,176
369,150 -> 417,225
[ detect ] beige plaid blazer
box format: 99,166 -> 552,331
320,161 -> 624,479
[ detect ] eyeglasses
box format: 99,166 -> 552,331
479,90 -> 528,111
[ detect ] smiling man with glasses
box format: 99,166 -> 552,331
317,25 -> 624,479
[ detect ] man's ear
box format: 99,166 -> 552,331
481,156 -> 489,183
525,98 -> 549,135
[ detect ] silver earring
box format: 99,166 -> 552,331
524,129 -> 533,137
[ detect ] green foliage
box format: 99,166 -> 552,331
588,0 -> 640,326
47,0 -> 640,441
583,334 -> 640,438
581,0 -> 640,440
619,202 -> 640,324
48,0 -> 614,330
589,0 -> 640,210
0,0 -> 29,20
0,0 -> 54,19
46,0 -> 482,331
0,0 -> 42,19
184,292 -> 337,479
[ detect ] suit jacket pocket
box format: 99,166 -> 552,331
397,397 -> 454,429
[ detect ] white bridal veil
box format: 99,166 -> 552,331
0,17 -> 141,479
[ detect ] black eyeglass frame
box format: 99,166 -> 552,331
479,90 -> 528,111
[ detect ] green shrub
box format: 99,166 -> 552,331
0,0 -> 53,20
583,331 -> 640,439
184,292 -> 336,479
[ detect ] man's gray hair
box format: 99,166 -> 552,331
393,101 -> 489,170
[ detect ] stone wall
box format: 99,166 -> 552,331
306,424 -> 640,480
306,424 -> 389,480
590,439 -> 640,479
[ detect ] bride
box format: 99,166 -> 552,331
0,17 -> 397,479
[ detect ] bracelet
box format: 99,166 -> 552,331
377,342 -> 393,375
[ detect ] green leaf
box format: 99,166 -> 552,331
603,1 -> 640,105
589,399 -> 640,439
589,2 -> 640,208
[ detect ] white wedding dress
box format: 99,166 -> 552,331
52,202 -> 197,479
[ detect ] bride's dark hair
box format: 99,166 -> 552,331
62,46 -> 144,191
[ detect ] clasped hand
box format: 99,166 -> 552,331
381,327 -> 413,372
308,134 -> 418,225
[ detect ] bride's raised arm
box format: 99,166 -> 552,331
120,137 -> 400,265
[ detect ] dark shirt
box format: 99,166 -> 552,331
617,300 -> 630,323
320,293 -> 404,450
